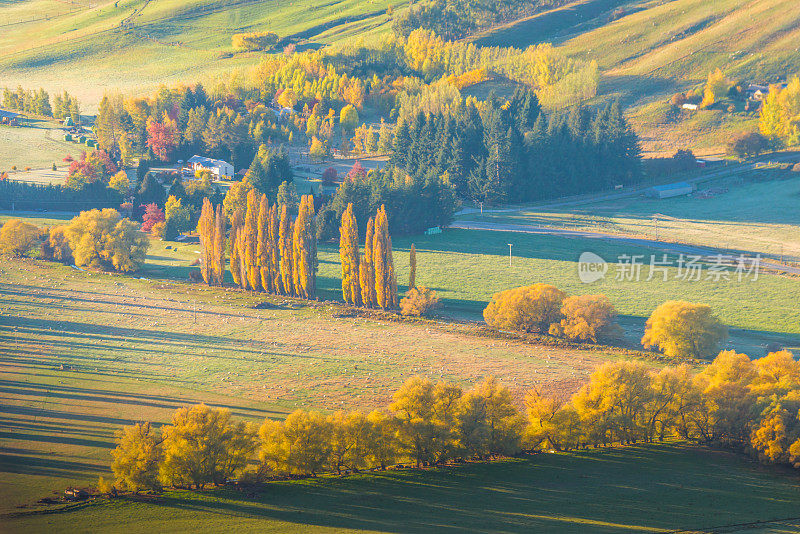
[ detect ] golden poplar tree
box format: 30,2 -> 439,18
213,204 -> 226,286
339,203 -> 361,305
229,211 -> 243,287
292,195 -> 316,300
409,243 -> 417,289
244,189 -> 261,291
257,194 -> 272,293
373,205 -> 397,309
197,198 -> 214,285
279,204 -> 294,296
360,217 -> 376,307
268,204 -> 282,294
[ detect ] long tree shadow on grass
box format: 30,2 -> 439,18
112,444 -> 800,533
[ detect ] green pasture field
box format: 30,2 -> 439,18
0,256 -> 627,511
456,173 -> 800,262
5,443 -> 800,533
2,206 -> 799,353
0,119 -> 76,173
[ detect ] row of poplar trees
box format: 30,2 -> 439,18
197,191 -> 317,299
340,203 -> 398,309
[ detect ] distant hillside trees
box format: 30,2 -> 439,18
1,85 -> 52,117
232,31 -> 279,52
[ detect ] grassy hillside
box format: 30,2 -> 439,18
0,0 -> 403,106
474,0 -> 800,154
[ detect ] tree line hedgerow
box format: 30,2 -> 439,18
105,351 -> 800,493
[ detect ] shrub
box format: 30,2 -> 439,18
549,294 -> 620,342
642,300 -> 727,359
400,286 -> 441,316
483,284 -> 566,333
109,171 -> 130,195
321,167 -> 338,184
232,31 -> 279,52
0,219 -> 41,257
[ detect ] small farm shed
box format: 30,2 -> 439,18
187,155 -> 234,180
0,108 -> 21,125
646,181 -> 694,199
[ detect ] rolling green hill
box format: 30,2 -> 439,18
0,0 -> 403,106
474,0 -> 800,154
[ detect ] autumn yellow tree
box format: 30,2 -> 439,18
483,284 -> 566,333
213,204 -> 226,286
268,204 -> 282,294
0,219 -> 41,257
256,194 -> 272,293
372,205 -> 397,309
359,217 -> 377,307
197,198 -> 215,285
339,203 -> 361,305
549,294 -> 619,342
292,195 -> 316,299
244,189 -> 261,291
110,422 -> 163,492
229,211 -> 243,287
278,204 -> 294,295
259,410 -> 331,476
159,404 -> 257,489
641,300 -> 727,359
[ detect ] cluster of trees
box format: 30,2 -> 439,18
108,349 -> 800,492
324,161 -> 457,236
391,93 -> 641,204
227,191 -> 318,299
339,203 -> 398,309
1,86 -> 80,121
484,284 -> 620,343
0,209 -> 149,271
759,76 -> 800,147
0,179 -> 121,211
232,31 -> 279,52
392,0 -> 570,40
64,149 -> 118,190
484,286 -> 726,360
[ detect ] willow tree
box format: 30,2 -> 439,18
339,203 -> 361,305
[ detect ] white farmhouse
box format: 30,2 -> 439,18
187,155 -> 234,180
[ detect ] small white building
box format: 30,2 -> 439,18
187,155 -> 234,180
682,103 -> 698,111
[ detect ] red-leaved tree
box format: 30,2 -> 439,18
141,203 -> 165,232
146,114 -> 179,162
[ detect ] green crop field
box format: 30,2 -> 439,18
5,443 -> 800,533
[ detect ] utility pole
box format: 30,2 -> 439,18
507,243 -> 513,267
